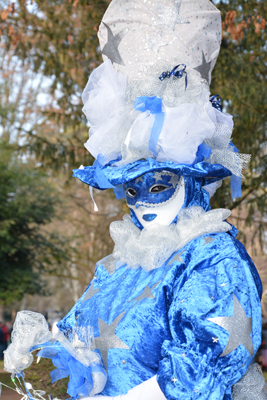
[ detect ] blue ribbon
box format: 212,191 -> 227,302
134,96 -> 165,157
229,142 -> 242,199
94,158 -> 115,189
210,95 -> 222,112
159,64 -> 187,90
37,344 -> 106,400
195,143 -> 212,162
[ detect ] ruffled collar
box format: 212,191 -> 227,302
110,206 -> 231,272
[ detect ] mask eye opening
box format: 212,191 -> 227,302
149,184 -> 170,194
125,187 -> 137,198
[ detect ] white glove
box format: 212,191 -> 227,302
83,375 -> 166,400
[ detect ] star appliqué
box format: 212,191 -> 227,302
202,236 -> 214,246
193,51 -> 212,83
101,22 -> 128,66
169,174 -> 179,187
135,176 -> 144,184
153,0 -> 189,31
82,284 -> 100,303
144,33 -> 168,55
95,311 -> 130,369
167,250 -> 186,266
207,294 -> 254,357
153,172 -> 164,182
128,281 -> 160,307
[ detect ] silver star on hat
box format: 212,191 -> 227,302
101,22 -> 127,66
153,0 -> 189,31
193,51 -> 212,83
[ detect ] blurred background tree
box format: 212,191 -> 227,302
0,0 -> 266,315
0,140 -> 68,305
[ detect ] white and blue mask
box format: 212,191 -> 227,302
124,171 -> 185,229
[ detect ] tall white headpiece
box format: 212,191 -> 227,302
98,0 -> 221,85
80,0 -> 249,199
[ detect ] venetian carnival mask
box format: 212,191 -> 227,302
124,171 -> 185,229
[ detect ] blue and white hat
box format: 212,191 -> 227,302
74,0 -> 250,199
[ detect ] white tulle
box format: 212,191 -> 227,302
83,60 -> 134,164
4,311 -> 52,374
203,180 -> 223,198
157,101 -> 216,164
81,61 -> 249,180
110,206 -> 231,271
4,311 -> 106,396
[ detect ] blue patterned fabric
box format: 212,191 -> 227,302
58,228 -> 262,399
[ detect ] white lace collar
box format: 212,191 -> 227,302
109,206 -> 231,272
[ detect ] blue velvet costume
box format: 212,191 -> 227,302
56,176 -> 262,400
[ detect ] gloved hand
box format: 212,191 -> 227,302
83,375 -> 166,400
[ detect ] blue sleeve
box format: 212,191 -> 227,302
157,235 -> 262,400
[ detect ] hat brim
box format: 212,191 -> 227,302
73,158 -> 231,190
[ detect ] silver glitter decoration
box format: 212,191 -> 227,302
153,171 -> 178,183
101,22 -> 127,66
135,176 -> 144,184
153,0 -> 189,31
97,254 -> 119,275
128,281 -> 160,307
82,284 -> 100,303
153,171 -> 165,182
167,250 -> 185,266
203,236 -> 214,245
232,363 -> 267,400
95,311 -> 130,369
207,294 -> 254,357
169,174 -> 179,187
193,51 -> 212,83
172,377 -> 178,383
144,33 -> 168,55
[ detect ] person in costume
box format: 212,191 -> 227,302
3,1 -> 266,399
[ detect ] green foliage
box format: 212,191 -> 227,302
0,141 -> 68,304
210,0 -> 267,222
24,353 -> 69,400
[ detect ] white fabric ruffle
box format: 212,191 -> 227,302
110,206 -> 231,271
82,60 -> 243,175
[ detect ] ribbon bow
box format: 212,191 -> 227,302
210,95 -> 222,112
134,96 -> 165,157
159,64 -> 187,90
